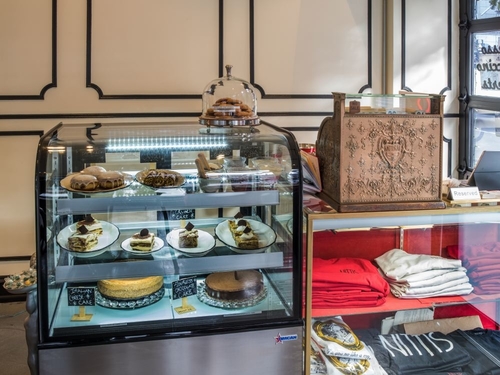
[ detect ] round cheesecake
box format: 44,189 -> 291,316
97,276 -> 164,300
205,270 -> 264,301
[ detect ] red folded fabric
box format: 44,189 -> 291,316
312,257 -> 390,308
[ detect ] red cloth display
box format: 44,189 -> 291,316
447,242 -> 500,295
312,257 -> 390,308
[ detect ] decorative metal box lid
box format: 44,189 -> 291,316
199,65 -> 260,127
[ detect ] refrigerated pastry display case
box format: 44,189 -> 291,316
33,120 -> 303,375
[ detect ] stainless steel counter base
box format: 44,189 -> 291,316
38,325 -> 303,375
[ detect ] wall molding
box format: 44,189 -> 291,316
251,0 -> 373,98
86,0 -> 223,100
0,0 -> 57,101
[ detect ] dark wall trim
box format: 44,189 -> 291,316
0,256 -> 31,262
444,136 -> 452,177
0,111 -> 461,120
401,0 -> 452,94
0,131 -> 44,137
0,0 -> 57,101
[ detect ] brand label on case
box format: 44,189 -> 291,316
274,333 -> 298,344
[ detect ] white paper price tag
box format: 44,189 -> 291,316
449,187 -> 480,201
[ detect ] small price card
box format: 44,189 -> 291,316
67,286 -> 95,321
172,276 -> 197,314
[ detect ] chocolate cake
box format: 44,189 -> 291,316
205,270 -> 264,301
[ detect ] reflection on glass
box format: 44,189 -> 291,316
473,0 -> 500,20
472,109 -> 500,166
472,31 -> 500,97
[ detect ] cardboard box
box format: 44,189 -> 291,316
403,315 -> 483,335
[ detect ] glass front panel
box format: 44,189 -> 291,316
35,121 -> 302,342
473,0 -> 500,20
472,31 -> 500,96
471,108 -> 500,166
305,205 -> 500,374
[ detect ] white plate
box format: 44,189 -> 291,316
215,219 -> 277,254
57,221 -> 120,258
3,283 -> 37,295
166,228 -> 216,256
60,173 -> 134,194
121,237 -> 164,255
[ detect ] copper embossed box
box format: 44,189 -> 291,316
316,92 -> 446,212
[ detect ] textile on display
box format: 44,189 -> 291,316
311,316 -> 387,375
374,249 -> 473,299
312,257 -> 390,308
448,242 -> 500,295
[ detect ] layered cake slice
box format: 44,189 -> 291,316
76,214 -> 103,235
235,226 -> 259,249
68,225 -> 99,252
227,212 -> 259,249
178,222 -> 198,248
228,219 -> 251,237
130,229 -> 155,251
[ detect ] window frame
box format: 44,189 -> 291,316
458,0 -> 500,177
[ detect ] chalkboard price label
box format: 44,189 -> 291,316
67,287 -> 96,307
168,209 -> 195,221
172,276 -> 197,300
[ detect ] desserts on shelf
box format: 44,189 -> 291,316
76,214 -> 103,235
196,156 -> 223,193
204,97 -> 256,119
97,276 -> 164,300
68,225 -> 99,252
235,227 -> 259,250
97,171 -> 125,189
81,165 -> 106,176
70,174 -> 99,191
227,213 -> 259,249
66,166 -> 127,191
139,169 -> 184,188
204,270 -> 264,302
130,229 -> 155,252
178,222 -> 198,248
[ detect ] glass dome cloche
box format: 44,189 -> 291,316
199,65 -> 260,127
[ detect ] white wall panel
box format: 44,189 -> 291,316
90,0 -> 219,96
254,0 -> 370,95
404,0 -> 449,94
0,134 -> 39,257
0,0 -> 53,96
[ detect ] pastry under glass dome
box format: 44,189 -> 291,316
199,65 -> 260,127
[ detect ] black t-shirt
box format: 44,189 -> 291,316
355,329 -> 472,375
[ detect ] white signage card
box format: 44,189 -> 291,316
449,187 -> 481,201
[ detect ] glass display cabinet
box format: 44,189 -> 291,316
33,120 -> 303,375
304,202 -> 500,374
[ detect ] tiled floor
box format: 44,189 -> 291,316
0,301 -> 31,375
